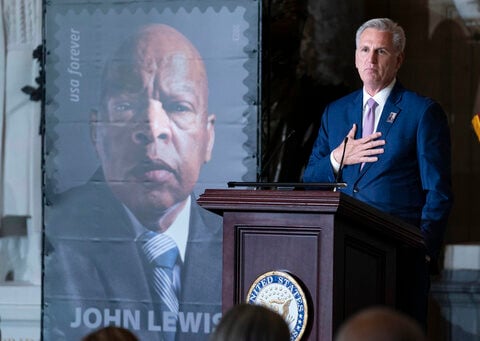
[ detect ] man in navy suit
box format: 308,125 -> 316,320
304,18 -> 453,327
44,24 -> 222,341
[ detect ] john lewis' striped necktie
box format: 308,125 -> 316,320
142,231 -> 181,315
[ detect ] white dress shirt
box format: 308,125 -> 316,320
330,79 -> 396,173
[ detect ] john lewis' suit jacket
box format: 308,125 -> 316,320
43,171 -> 222,341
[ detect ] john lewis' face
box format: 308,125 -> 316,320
93,25 -> 214,226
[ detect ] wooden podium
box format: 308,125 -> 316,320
197,189 -> 424,340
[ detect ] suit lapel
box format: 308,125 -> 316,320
349,90 -> 364,135
376,85 -> 402,139
180,198 -> 222,305
345,91 -> 363,177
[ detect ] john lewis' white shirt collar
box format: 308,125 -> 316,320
128,196 -> 191,262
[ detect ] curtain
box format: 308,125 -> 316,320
0,0 -> 42,285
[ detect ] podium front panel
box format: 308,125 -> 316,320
223,211 -> 335,341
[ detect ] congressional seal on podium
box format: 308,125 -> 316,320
246,270 -> 308,341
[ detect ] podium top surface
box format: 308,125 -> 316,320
227,181 -> 347,190
198,188 -> 343,212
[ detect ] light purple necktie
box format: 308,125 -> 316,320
361,98 -> 378,169
363,98 -> 378,138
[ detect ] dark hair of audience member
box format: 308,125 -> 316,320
81,326 -> 139,341
335,306 -> 426,341
211,303 -> 291,341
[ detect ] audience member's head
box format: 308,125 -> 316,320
335,306 -> 426,341
81,326 -> 139,341
211,303 -> 291,341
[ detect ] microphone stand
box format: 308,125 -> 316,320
333,137 -> 348,192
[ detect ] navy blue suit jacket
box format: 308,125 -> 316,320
303,82 -> 453,259
43,171 -> 222,341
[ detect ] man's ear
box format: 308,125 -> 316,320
204,114 -> 216,163
396,52 -> 405,70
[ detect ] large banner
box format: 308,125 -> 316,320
42,1 -> 259,340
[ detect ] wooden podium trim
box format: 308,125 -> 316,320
198,189 -> 341,212
198,189 -> 423,248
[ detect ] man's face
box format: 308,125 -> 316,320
355,28 -> 403,94
92,25 -> 214,224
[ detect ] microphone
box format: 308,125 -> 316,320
259,130 -> 296,181
333,137 -> 348,192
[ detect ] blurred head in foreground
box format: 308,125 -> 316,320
211,303 -> 291,341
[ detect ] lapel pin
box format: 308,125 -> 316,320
387,112 -> 398,123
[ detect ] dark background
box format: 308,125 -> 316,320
261,0 -> 480,251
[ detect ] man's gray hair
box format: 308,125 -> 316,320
356,18 -> 406,53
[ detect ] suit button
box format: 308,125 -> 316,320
353,188 -> 359,193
